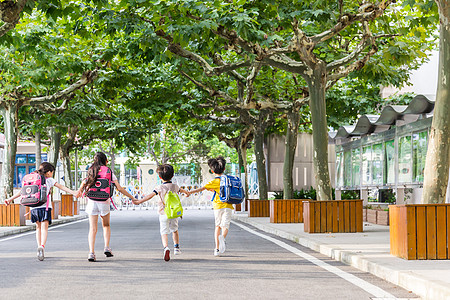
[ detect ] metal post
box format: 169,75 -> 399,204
75,148 -> 78,189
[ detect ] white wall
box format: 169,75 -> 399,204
381,50 -> 439,100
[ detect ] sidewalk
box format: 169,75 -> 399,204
0,213 -> 88,238
232,213 -> 450,300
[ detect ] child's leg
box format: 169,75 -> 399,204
214,226 -> 221,250
161,233 -> 169,248
100,213 -> 111,248
172,230 -> 179,245
88,215 -> 99,253
40,221 -> 49,247
35,221 -> 42,247
221,227 -> 229,238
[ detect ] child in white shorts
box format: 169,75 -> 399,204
77,152 -> 137,262
133,164 -> 189,262
188,156 -> 232,257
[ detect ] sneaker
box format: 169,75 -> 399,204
37,246 -> 44,261
163,247 -> 170,261
174,247 -> 181,255
214,249 -> 220,257
104,247 -> 114,257
218,235 -> 226,254
88,252 -> 96,262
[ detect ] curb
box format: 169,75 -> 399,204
232,214 -> 450,300
0,214 -> 88,238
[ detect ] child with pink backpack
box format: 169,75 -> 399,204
76,152 -> 137,262
5,162 -> 79,261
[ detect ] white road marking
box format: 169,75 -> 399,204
232,221 -> 399,299
0,219 -> 88,242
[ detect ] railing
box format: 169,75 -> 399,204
78,185 -> 214,211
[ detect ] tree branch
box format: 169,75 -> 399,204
0,0 -> 27,37
21,70 -> 98,106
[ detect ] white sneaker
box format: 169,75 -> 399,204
163,247 -> 170,261
37,246 -> 44,261
218,235 -> 226,254
174,247 -> 181,255
214,249 -> 220,257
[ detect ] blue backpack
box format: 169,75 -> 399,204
219,175 -> 244,204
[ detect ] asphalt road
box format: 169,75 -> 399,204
0,210 -> 418,300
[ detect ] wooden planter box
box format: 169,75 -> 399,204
270,199 -> 305,223
0,204 -> 26,226
365,208 -> 389,225
61,194 -> 75,216
303,200 -> 363,233
377,210 -> 389,226
390,204 -> 450,260
248,200 -> 270,217
52,201 -> 61,219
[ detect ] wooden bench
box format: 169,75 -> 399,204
303,200 -> 363,233
0,204 -> 26,226
248,200 -> 270,217
270,199 -> 305,223
390,204 -> 450,260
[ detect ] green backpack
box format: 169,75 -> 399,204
164,191 -> 183,219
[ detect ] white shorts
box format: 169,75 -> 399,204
86,200 -> 111,216
159,214 -> 179,235
214,208 -> 232,229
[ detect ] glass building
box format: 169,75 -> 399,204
331,95 -> 436,205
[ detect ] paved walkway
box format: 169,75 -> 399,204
232,213 -> 450,300
0,213 -> 88,237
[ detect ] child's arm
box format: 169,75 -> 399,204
179,188 -> 190,197
133,192 -> 156,205
113,180 -> 137,201
54,182 -> 78,197
4,191 -> 22,205
75,181 -> 86,198
188,186 -> 207,194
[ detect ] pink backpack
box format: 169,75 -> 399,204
20,173 -> 49,208
86,166 -> 115,201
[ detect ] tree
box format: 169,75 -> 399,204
422,0 -> 449,203
107,0 -> 433,200
0,10 -> 99,197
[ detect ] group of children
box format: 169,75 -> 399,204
4,152 -> 233,262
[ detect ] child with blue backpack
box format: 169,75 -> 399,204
132,164 -> 190,262
188,156 -> 232,257
4,162 -> 79,261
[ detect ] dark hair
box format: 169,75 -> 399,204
157,164 -> 174,181
34,162 -> 55,176
84,152 -> 108,191
208,156 -> 226,175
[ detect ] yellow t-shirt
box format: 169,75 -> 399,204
205,178 -> 234,210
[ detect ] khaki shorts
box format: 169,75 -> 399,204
214,208 -> 232,229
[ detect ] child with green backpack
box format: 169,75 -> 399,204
132,164 -> 189,261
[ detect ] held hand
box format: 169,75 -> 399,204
4,199 -> 11,206
184,191 -> 190,197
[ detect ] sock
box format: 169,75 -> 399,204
174,244 -> 179,248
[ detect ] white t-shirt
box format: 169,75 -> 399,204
154,182 -> 180,215
31,177 -> 56,210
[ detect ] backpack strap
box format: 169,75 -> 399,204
211,177 -> 221,201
